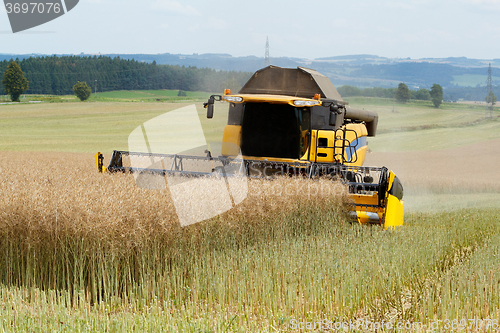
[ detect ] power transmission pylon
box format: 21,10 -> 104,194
265,36 -> 270,67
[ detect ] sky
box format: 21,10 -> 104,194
1,0 -> 500,60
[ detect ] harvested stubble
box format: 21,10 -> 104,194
0,152 -> 349,305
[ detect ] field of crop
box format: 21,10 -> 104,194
0,95 -> 499,331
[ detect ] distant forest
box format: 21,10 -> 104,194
0,55 -> 252,95
1,55 -> 498,102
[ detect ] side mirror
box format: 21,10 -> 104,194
204,96 -> 215,118
206,103 -> 214,119
204,95 -> 222,119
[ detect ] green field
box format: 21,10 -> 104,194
1,95 -> 498,153
451,74 -> 500,87
343,97 -> 500,151
0,100 -> 227,153
95,89 -> 212,102
0,93 -> 499,332
0,89 -> 213,104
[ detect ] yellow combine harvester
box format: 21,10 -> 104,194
96,66 -> 404,228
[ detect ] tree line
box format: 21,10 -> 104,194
338,83 -> 445,107
0,55 -> 252,95
338,83 -> 500,104
442,85 -> 500,102
337,85 -> 432,101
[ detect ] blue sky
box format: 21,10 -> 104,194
1,0 -> 500,59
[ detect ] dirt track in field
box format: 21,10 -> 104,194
365,139 -> 500,211
365,139 -> 500,190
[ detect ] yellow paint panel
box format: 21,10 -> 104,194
356,146 -> 367,165
388,171 -> 396,189
221,125 -> 241,156
316,130 -> 335,163
94,152 -> 100,171
223,94 -> 320,106
309,131 -> 317,161
343,123 -> 368,166
351,193 -> 383,224
345,123 -> 368,137
352,193 -> 379,206
384,194 -> 404,230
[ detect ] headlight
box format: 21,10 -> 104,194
222,96 -> 243,103
293,100 -> 320,107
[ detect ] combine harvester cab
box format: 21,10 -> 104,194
96,66 -> 404,229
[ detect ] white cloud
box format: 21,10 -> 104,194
151,0 -> 201,16
206,17 -> 227,31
